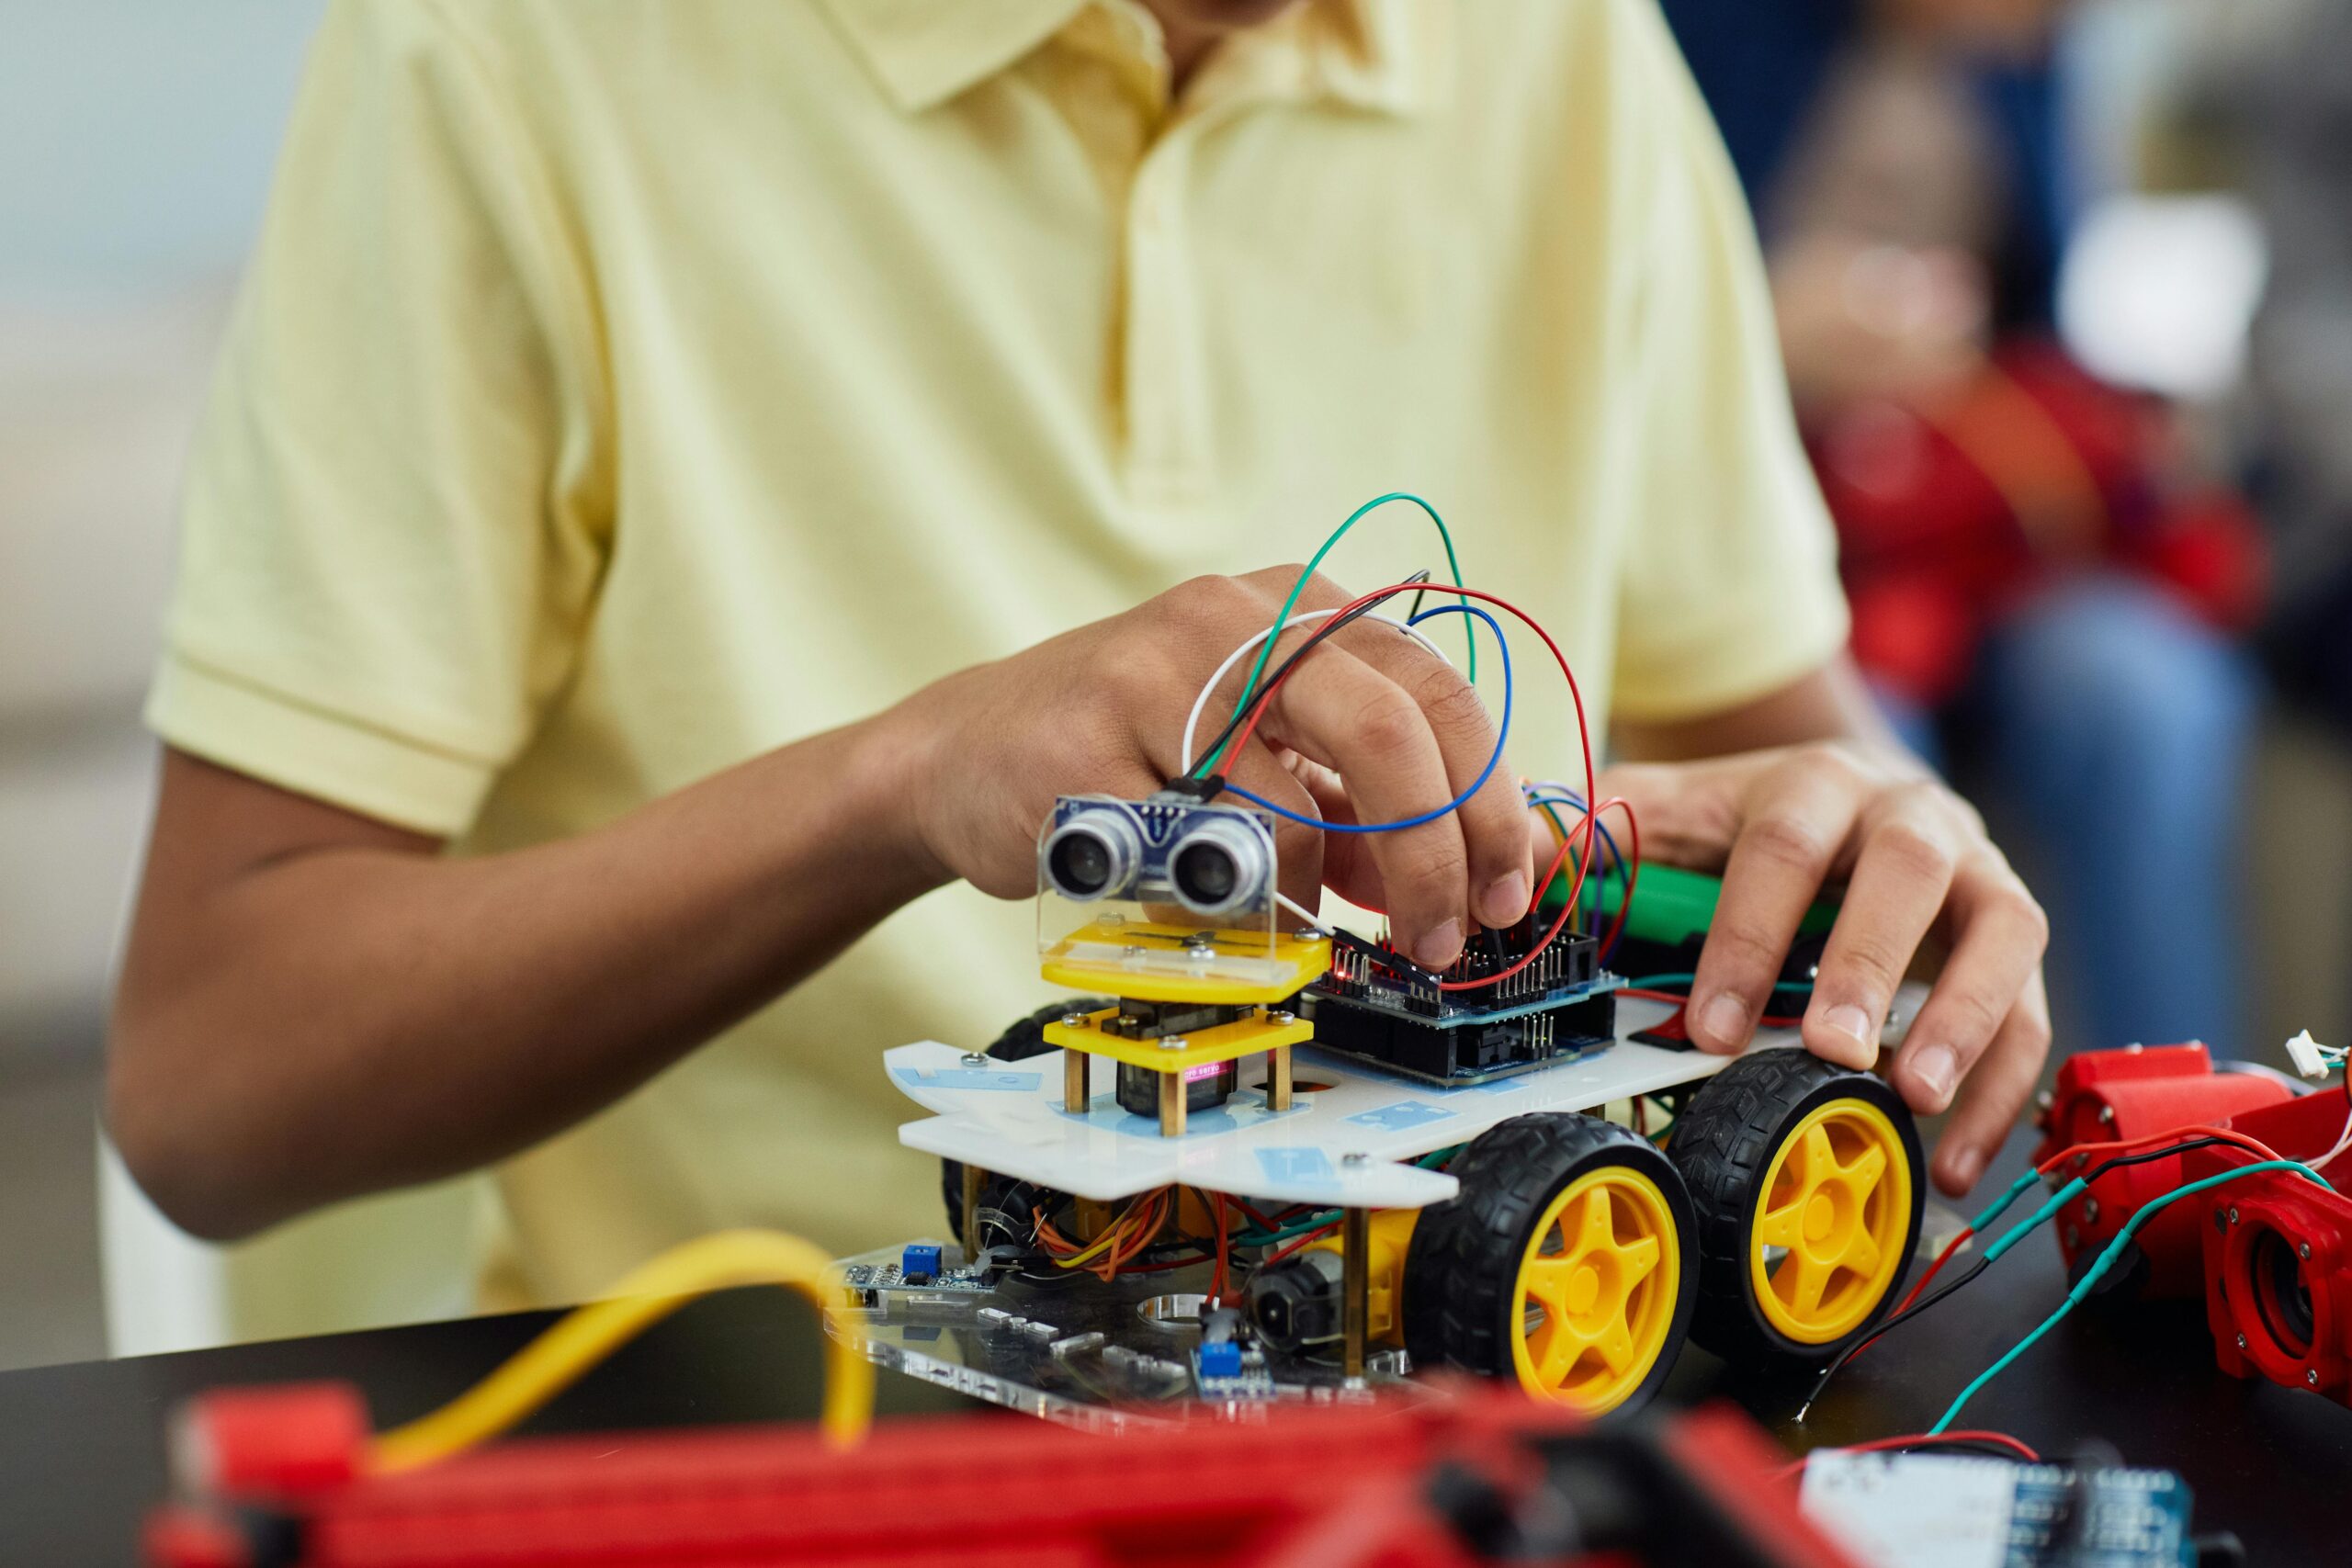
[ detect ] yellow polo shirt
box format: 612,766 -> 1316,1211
152,0 -> 1847,1309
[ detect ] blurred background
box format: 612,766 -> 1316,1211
3,0 -> 2349,1372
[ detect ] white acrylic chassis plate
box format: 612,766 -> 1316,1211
889,990 -> 1916,1210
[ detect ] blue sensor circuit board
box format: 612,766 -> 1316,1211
1800,1451 -> 2197,1568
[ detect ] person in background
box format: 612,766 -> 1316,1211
1662,0 -> 2264,1057
2188,0 -> 2352,738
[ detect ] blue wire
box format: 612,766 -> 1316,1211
1526,788 -> 1627,964
1223,604 -> 1510,835
1929,1157 -> 2332,1434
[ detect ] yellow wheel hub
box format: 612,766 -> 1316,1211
1510,1164 -> 1680,1414
1750,1098 -> 1911,1344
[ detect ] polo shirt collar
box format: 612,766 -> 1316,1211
819,0 -> 1428,117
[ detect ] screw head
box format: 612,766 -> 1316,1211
2237,1334 -> 2249,1350
2098,1105 -> 2116,1125
2229,1206 -> 2240,1226
2064,1224 -> 2080,1249
1295,927 -> 1328,942
1158,1035 -> 1188,1052
2083,1197 -> 2100,1224
1061,1012 -> 1088,1030
960,1052 -> 991,1068
2301,1242 -> 2313,1261
2072,1153 -> 2088,1173
1341,1152 -> 1368,1166
1269,1010 -> 1295,1026
2310,1370 -> 2322,1387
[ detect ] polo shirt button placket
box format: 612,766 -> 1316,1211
1122,142 -> 1211,508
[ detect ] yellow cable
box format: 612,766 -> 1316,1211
369,1229 -> 874,1474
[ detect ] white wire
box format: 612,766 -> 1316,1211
1180,611 -> 1452,775
1276,891 -> 1322,931
2318,1083 -> 2352,1173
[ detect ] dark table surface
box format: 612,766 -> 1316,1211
10,1133 -> 2349,1566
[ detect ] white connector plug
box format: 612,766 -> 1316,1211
2285,1029 -> 2335,1080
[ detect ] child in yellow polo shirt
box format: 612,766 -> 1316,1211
109,0 -> 2048,1326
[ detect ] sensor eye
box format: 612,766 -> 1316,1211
1167,817 -> 1271,919
1042,808 -> 1140,902
1174,841 -> 1238,907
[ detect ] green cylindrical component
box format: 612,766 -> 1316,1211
1542,861 -> 1836,945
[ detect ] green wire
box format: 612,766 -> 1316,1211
1199,491 -> 1473,775
1230,1211 -> 1340,1247
1929,1158 -> 2332,1434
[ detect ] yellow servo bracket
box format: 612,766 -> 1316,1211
1039,922 -> 1332,1006
1043,1004 -> 1314,1073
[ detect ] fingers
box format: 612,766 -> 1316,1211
1218,567 -> 1521,968
1250,640 -> 1475,969
1326,614 -> 1531,932
1799,783 -> 1962,1068
1891,853 -> 2050,1118
1687,750 -> 1873,1055
1283,753 -> 1389,913
1224,746 -> 1328,920
1928,971 -> 2053,1196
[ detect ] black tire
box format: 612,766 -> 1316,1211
1404,1112 -> 1697,1416
940,999 -> 1110,1244
1670,1050 -> 1926,1365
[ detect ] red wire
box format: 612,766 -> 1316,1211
1216,581 -> 1607,994
1230,1197 -> 1280,1231
1864,1122 -> 2289,1359
1772,1430 -> 2040,1482
1259,1222 -> 1344,1267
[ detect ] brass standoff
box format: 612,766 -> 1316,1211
1063,1047 -> 1091,1113
1341,1205 -> 1371,1380
960,1163 -> 984,1266
1158,1066 -> 1188,1138
1266,1042 -> 1295,1112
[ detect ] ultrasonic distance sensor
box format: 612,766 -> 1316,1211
1043,807 -> 1142,902
1168,816 -> 1271,919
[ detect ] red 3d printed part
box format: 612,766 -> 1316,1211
146,1382 -> 1858,1568
2185,1089 -> 2352,1407
2033,1043 -> 2352,1410
2033,1043 -> 2293,1297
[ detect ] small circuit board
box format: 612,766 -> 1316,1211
1192,1345 -> 1282,1401
1800,1451 -> 2199,1568
837,1244 -> 995,1307
1303,924 -> 1622,1087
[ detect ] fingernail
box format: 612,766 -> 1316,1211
1911,1041 -> 1958,1104
1414,919 -> 1464,971
1697,993 -> 1748,1050
1480,872 -> 1529,929
1945,1145 -> 1985,1192
1821,1003 -> 1877,1054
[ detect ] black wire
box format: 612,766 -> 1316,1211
1182,572 -> 1431,783
1801,1134 -> 2237,1416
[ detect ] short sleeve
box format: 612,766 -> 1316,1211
149,0 -> 610,836
1604,1 -> 1850,724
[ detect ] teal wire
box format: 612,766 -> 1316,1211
1625,973 -> 1815,995
1200,492 -> 1472,775
1929,1158 -> 2332,1433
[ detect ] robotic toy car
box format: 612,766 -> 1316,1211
851,791 -> 1928,1422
